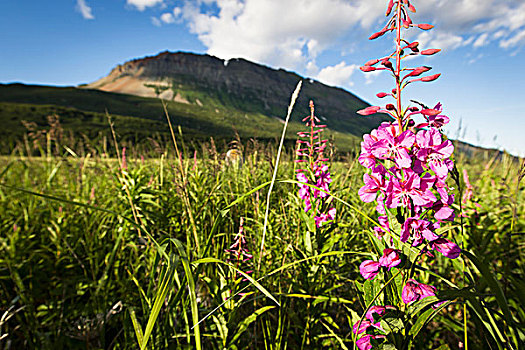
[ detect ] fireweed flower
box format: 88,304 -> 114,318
226,218 -> 253,276
431,237 -> 461,259
360,260 -> 381,280
402,279 -> 436,304
378,248 -> 402,269
295,100 -> 335,228
401,216 -> 439,246
353,305 -> 394,349
354,2 -> 460,345
356,334 -> 386,350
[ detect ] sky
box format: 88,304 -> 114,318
1,0 -> 524,157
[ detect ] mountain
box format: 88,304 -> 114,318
0,51 -> 389,154
83,51 -> 386,135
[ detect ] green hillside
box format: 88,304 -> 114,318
0,83 -> 360,154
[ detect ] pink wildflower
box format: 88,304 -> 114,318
402,279 -> 436,304
360,260 -> 381,280
378,248 -> 402,269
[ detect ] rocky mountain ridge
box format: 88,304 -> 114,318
85,51 -> 386,135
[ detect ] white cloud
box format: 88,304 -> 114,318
76,0 -> 94,20
169,0 -> 525,77
316,61 -> 358,88
160,12 -> 175,24
179,0 -> 385,70
151,17 -> 162,27
473,33 -> 489,48
364,70 -> 381,85
500,29 -> 525,49
127,0 -> 163,11
416,31 -> 464,51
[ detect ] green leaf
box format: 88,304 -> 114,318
380,316 -> 404,334
172,239 -> 202,350
129,308 -> 145,349
230,306 -> 275,344
195,257 -> 280,307
462,250 -> 514,326
141,263 -> 175,350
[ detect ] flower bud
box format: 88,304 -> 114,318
386,0 -> 394,16
376,92 -> 388,98
408,3 -> 416,12
418,23 -> 434,30
386,103 -> 395,110
420,108 -> 441,116
360,66 -> 377,72
421,48 -> 441,55
421,73 -> 441,82
381,59 -> 393,68
357,106 -> 381,116
409,106 -> 419,112
407,66 -> 431,77
369,29 -> 387,40
364,58 -> 380,66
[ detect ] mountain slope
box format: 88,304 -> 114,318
84,51 -> 387,135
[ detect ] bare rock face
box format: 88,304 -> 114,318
85,51 -> 386,134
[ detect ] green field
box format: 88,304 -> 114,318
0,132 -> 523,348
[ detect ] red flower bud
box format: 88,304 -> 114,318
408,4 -> 416,12
381,59 -> 393,69
376,92 -> 388,98
420,108 -> 441,116
369,29 -> 387,40
408,41 -> 419,51
360,66 -> 377,72
407,66 -> 431,77
421,48 -> 441,55
418,23 -> 434,30
409,106 -> 419,112
364,58 -> 380,66
386,0 -> 394,16
391,88 -> 397,94
386,104 -> 395,110
421,73 -> 441,82
357,106 -> 381,116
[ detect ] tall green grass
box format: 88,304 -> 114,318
0,124 -> 523,348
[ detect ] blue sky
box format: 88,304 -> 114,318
1,0 -> 524,156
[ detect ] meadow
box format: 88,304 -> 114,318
0,127 -> 523,349
1,1 -> 524,348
